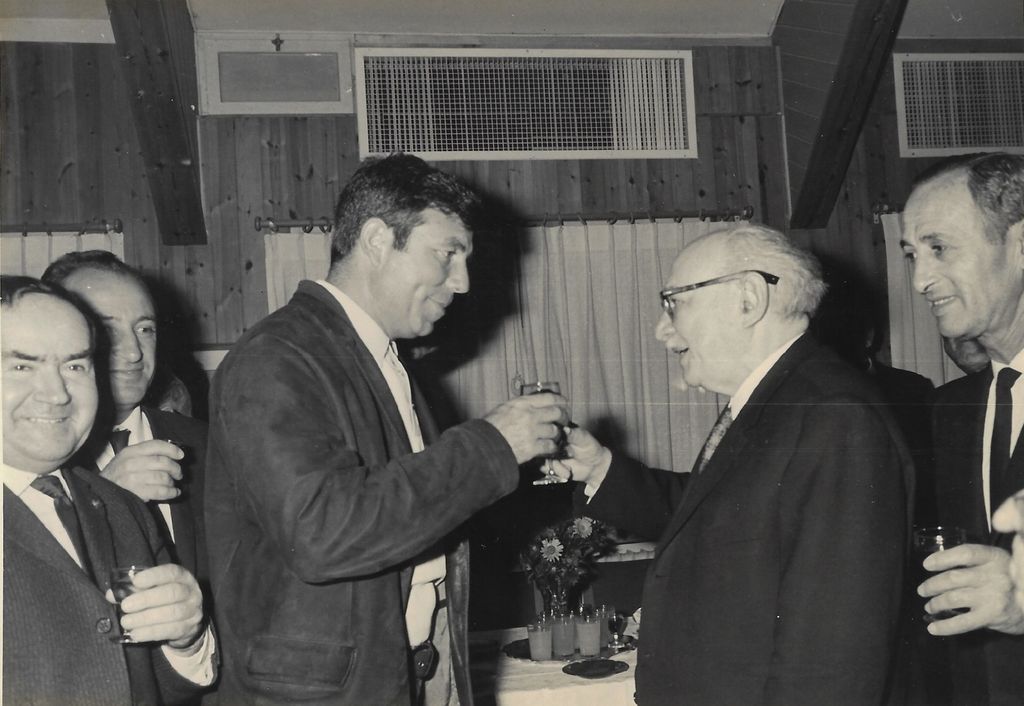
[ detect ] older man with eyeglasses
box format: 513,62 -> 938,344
551,224 -> 912,706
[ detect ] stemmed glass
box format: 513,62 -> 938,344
606,610 -> 628,652
517,379 -> 570,486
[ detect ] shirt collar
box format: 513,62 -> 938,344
315,279 -> 392,364
990,348 -> 1024,378
729,333 -> 804,416
115,405 -> 146,437
1,463 -> 67,498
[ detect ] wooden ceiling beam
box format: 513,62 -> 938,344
782,0 -> 909,229
106,0 -> 206,245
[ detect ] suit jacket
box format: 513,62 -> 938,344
931,369 -> 1024,706
205,280 -> 520,705
143,407 -> 209,588
3,465 -> 205,705
582,334 -> 911,706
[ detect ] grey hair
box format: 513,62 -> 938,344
713,224 -> 828,318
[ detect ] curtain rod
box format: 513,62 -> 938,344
253,206 -> 754,233
1,219 -> 124,235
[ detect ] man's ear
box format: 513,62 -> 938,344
739,273 -> 770,327
1010,218 -> 1024,265
357,218 -> 396,267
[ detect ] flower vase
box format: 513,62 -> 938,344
539,583 -> 571,616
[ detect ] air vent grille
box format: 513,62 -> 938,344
355,49 -> 697,160
894,53 -> 1024,157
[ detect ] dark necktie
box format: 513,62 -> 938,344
991,367 -> 1022,511
697,406 -> 734,473
31,474 -> 95,582
110,428 -> 131,454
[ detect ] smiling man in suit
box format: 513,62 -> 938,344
205,154 -> 568,705
1,275 -> 215,705
901,152 -> 1024,705
42,252 -> 209,588
551,224 -> 911,706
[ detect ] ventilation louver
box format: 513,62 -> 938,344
355,48 -> 697,160
894,53 -> 1024,158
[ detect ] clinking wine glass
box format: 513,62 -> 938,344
517,380 -> 571,486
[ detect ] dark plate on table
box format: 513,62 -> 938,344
502,636 -> 636,662
562,659 -> 630,679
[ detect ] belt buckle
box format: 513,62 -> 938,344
411,640 -> 439,681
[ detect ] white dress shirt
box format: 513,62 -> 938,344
1,463 -> 215,684
96,405 -> 176,542
982,350 -> 1024,528
316,280 -> 446,646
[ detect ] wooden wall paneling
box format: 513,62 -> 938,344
234,117 -> 270,331
773,26 -> 844,67
756,114 -> 789,229
206,118 -> 245,343
1,45 -> 23,223
699,46 -> 738,115
24,45 -> 60,221
72,45 -> 103,222
736,115 -> 762,216
644,159 -> 672,213
784,108 -> 822,145
694,116 -> 719,211
776,1 -> 856,33
710,118 -> 735,207
51,47 -> 79,218
781,80 -> 829,126
780,53 -> 839,94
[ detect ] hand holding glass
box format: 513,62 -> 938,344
914,526 -> 969,622
519,381 -> 571,485
109,564 -> 150,643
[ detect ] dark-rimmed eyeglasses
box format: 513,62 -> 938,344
659,270 -> 780,315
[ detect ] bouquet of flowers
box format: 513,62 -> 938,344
521,516 -> 614,615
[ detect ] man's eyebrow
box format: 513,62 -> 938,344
1,349 -> 92,363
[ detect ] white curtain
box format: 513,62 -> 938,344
264,229 -> 331,312
881,213 -> 963,386
0,232 -> 125,276
264,218 -> 747,471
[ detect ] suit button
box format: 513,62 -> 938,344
96,617 -> 113,634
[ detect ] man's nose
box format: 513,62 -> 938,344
35,367 -> 71,405
447,259 -> 469,294
910,255 -> 934,295
655,312 -> 675,343
112,329 -> 143,364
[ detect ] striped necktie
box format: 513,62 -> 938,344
697,406 -> 733,474
31,474 -> 95,582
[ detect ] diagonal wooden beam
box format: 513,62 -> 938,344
106,0 -> 206,245
781,0 -> 909,229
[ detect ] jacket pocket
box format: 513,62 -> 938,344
246,634 -> 356,690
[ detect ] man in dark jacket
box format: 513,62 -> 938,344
551,224 -> 911,706
205,154 -> 568,705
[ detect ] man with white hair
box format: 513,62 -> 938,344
553,224 -> 911,706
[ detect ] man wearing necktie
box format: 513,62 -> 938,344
550,225 -> 912,706
901,152 -> 1024,705
205,154 -> 569,706
1,276 -> 215,705
42,252 -> 210,591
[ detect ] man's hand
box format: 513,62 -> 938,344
100,440 -> 184,502
548,426 -> 612,487
992,492 -> 1024,616
106,564 -> 205,649
918,542 -> 1024,635
483,393 -> 569,464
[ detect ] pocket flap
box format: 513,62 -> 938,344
246,634 -> 356,688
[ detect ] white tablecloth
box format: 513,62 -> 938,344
470,627 -> 637,706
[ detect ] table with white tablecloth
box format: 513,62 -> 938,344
470,627 -> 637,706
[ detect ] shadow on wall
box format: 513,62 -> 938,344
145,276 -> 210,421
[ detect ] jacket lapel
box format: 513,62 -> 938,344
296,281 -> 412,454
143,410 -> 198,572
63,467 -> 118,588
3,485 -> 97,586
655,334 -> 814,554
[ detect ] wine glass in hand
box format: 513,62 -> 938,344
519,380 -> 570,485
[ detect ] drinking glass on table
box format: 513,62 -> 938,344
518,380 -> 571,485
109,564 -> 150,643
913,526 -> 968,622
